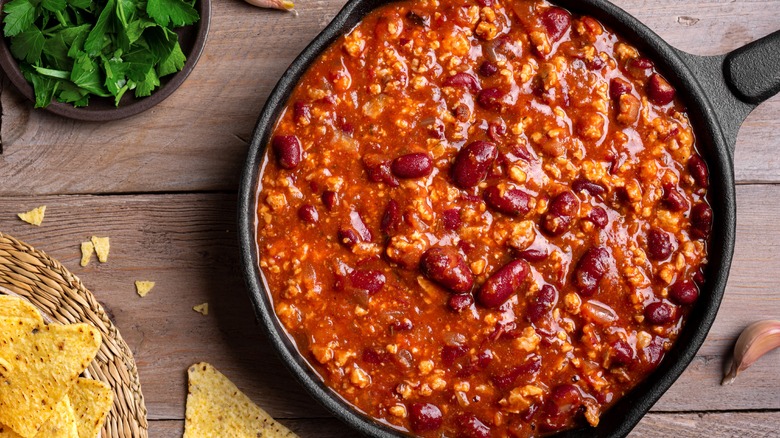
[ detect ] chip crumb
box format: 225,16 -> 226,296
193,303 -> 209,316
135,281 -> 155,297
90,236 -> 110,263
80,241 -> 94,267
17,206 -> 46,226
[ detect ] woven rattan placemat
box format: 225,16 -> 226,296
0,232 -> 148,438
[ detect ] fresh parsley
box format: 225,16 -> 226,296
2,0 -> 199,108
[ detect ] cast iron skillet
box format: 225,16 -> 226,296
238,0 -> 780,436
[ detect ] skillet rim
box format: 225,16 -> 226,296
238,0 -> 737,436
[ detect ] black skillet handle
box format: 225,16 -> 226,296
675,30 -> 780,153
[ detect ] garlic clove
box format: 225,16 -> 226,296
722,319 -> 780,385
243,0 -> 295,10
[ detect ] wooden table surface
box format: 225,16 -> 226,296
1,0 -> 779,436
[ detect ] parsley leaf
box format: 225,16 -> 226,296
41,0 -> 67,13
10,26 -> 44,63
3,0 -> 37,37
146,0 -> 198,28
83,0 -> 114,56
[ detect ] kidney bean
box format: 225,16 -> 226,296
339,211 -> 372,248
442,344 -> 469,366
362,347 -> 392,364
479,61 -> 499,77
610,339 -> 634,366
272,135 -> 302,170
476,259 -> 530,308
516,248 -> 549,262
293,101 -> 311,123
691,203 -> 713,239
349,270 -> 386,295
512,143 -> 533,161
338,229 -> 360,248
572,178 -> 606,197
484,186 -> 532,216
644,301 -> 676,325
688,154 -> 709,188
391,153 -> 433,179
693,268 -> 706,284
381,200 -> 402,235
389,319 -> 414,333
476,87 -> 507,111
409,403 -> 443,432
625,56 -> 653,80
586,206 -> 608,229
646,228 -> 675,260
448,293 -> 474,312
452,141 -> 498,188
574,246 -> 610,296
662,184 -> 688,211
443,72 -> 481,93
487,121 -> 506,141
541,7 -> 571,42
420,247 -> 474,293
545,384 -> 582,417
362,155 -> 399,187
321,190 -> 338,210
442,208 -> 462,230
297,204 -> 318,224
609,77 -> 633,100
643,335 -> 666,367
526,284 -> 558,323
647,73 -> 676,105
541,191 -> 579,235
669,280 -> 699,305
491,355 -> 541,389
456,414 -> 491,438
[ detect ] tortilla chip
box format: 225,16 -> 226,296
0,296 -> 44,324
90,237 -> 109,263
17,206 -> 46,226
80,242 -> 94,267
193,303 -> 209,316
0,318 -> 101,437
68,378 -> 113,438
135,281 -> 155,297
184,363 -> 298,438
0,395 -> 78,438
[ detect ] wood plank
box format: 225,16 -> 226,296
1,0 -> 778,195
148,411 -> 780,437
0,186 -> 778,418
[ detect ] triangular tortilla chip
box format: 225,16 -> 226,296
0,296 -> 44,324
192,303 -> 208,315
68,378 -> 113,438
17,206 -> 46,226
184,362 -> 298,438
0,395 -> 78,438
0,318 -> 101,437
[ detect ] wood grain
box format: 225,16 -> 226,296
0,0 -> 778,195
